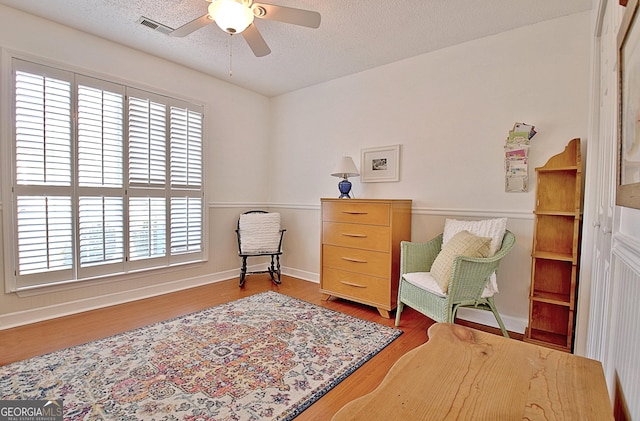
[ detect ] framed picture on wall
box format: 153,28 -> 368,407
360,145 -> 401,182
617,0 -> 640,209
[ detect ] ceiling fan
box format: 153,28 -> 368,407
170,0 -> 321,57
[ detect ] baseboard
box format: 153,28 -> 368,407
0,267 -> 524,332
456,307 -> 527,334
287,269 -> 525,333
0,270 -> 238,330
284,269 -> 526,333
0,266 -> 310,330
240,263 -> 318,284
282,267 -> 318,283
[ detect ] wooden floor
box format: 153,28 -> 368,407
0,275 -> 518,419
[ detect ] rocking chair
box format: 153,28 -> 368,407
236,210 -> 286,287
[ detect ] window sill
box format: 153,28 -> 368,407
13,259 -> 206,298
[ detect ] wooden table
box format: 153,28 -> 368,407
332,323 -> 612,420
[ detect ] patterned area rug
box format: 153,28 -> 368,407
0,291 -> 402,420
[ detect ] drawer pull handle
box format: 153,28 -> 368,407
342,257 -> 367,263
340,280 -> 367,288
341,211 -> 369,215
341,233 -> 367,238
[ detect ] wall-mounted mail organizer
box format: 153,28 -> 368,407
505,122 -> 536,192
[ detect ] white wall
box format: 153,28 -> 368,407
270,11 -> 591,333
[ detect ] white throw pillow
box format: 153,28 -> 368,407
442,218 -> 508,296
443,218 -> 507,256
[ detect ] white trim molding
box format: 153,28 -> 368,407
0,265 -> 306,329
208,201 -> 534,220
457,307 -> 528,334
612,232 -> 640,275
0,271 -> 233,330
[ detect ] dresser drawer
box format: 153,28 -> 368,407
323,244 -> 390,278
321,267 -> 389,304
323,222 -> 390,252
322,201 -> 390,226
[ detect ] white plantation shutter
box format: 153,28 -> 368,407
127,89 -> 168,266
170,105 -> 203,259
77,80 -> 124,188
8,58 -> 205,291
14,67 -> 72,186
128,94 -> 166,186
78,196 -> 124,266
129,197 -> 166,261
16,196 -> 73,283
170,107 -> 202,187
13,61 -> 74,287
171,197 -> 202,254
76,77 -> 126,277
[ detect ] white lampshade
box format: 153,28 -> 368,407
209,0 -> 254,34
331,156 -> 360,178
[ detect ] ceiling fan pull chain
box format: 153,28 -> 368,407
229,34 -> 233,77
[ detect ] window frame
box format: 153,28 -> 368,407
3,54 -> 207,294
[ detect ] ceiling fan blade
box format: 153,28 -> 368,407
242,24 -> 271,57
253,3 -> 321,28
170,13 -> 212,37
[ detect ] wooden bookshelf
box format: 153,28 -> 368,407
524,138 -> 583,353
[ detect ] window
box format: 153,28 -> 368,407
7,58 -> 204,291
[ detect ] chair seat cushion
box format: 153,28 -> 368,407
403,272 -> 496,298
403,272 -> 447,297
431,230 -> 491,293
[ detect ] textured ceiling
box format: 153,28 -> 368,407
0,0 -> 592,97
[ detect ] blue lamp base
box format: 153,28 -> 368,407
338,178 -> 352,198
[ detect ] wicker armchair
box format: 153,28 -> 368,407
395,230 -> 515,337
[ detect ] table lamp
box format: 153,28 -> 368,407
331,156 -> 360,198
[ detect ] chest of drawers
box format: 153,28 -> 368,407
320,198 -> 412,318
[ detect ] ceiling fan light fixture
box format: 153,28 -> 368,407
208,0 -> 254,34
